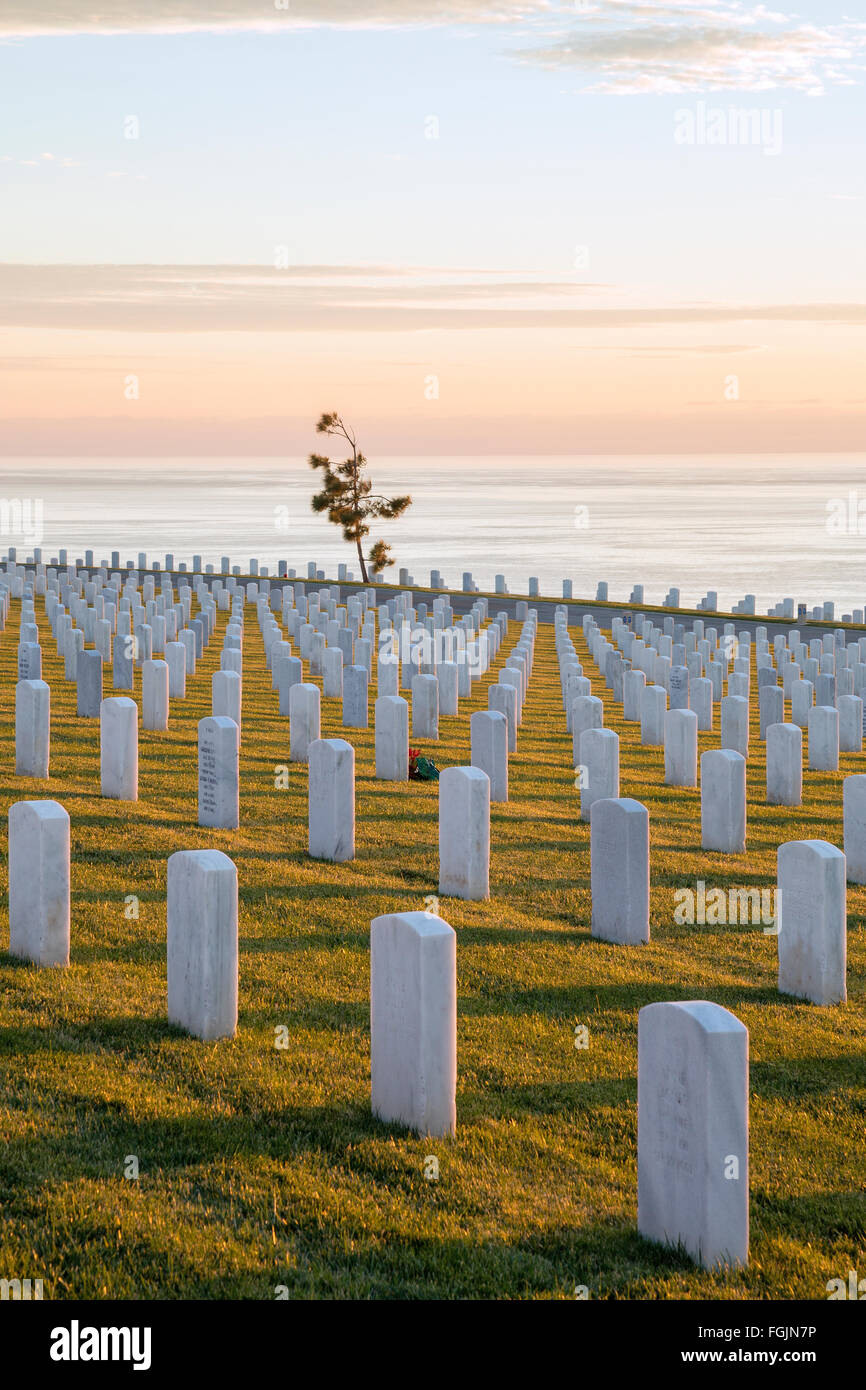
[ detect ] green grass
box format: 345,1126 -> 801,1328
0,597 -> 863,1300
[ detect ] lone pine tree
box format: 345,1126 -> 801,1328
309,413 -> 411,584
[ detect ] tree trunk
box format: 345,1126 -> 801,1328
356,535 -> 369,584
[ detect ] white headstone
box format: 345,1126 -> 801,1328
690,676 -> 713,731
590,797 -> 649,944
308,738 -> 355,862
470,709 -> 508,803
777,840 -> 846,1006
791,679 -> 813,729
663,708 -> 698,787
565,672 -> 591,728
640,684 -> 666,746
134,622 -> 153,667
765,723 -> 801,806
8,799 -> 70,967
838,693 -> 863,753
17,640 -> 41,681
721,694 -> 749,759
15,678 -> 50,778
198,715 -> 239,828
180,627 -> 196,674
727,672 -> 748,701
76,647 -> 103,717
165,640 -> 186,697
375,695 -> 409,781
343,664 -> 369,730
355,635 -> 372,676
438,766 -> 490,900
212,668 -> 242,734
64,626 -> 84,680
275,652 -> 303,716
843,774 -> 866,885
310,630 -> 326,677
807,705 -> 839,771
758,683 -> 784,740
323,645 -> 343,698
377,654 -> 399,699
167,849 -> 238,1040
701,748 -> 746,853
572,694 -> 603,767
638,1000 -> 749,1270
290,683 -> 321,763
669,664 -> 689,711
100,696 -> 138,800
112,630 -> 134,691
437,660 -> 458,717
489,681 -> 517,751
370,910 -> 456,1137
623,667 -> 646,722
412,672 -> 439,740
142,658 -> 169,731
579,727 -> 619,823
499,667 -> 522,724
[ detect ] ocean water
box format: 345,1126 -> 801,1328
2,454 -> 866,614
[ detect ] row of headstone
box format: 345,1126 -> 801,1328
5,549 -> 311,580
558,608 -> 851,1007
7,786 -> 844,1197
8,548 -> 866,624
586,610 -> 863,798
373,906 -> 748,1269
586,782 -> 847,1006
31,561 -> 224,733
13,575 -> 860,928
264,578 -> 506,736
260,578 -> 514,880
8,563 -> 232,787
0,793 -> 741,1272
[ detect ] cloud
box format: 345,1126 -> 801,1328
0,263 -> 863,332
3,2 -> 862,98
518,1 -> 866,94
0,153 -> 82,167
0,0 -> 549,38
571,342 -> 768,356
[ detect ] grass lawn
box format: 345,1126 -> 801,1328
0,594 -> 863,1300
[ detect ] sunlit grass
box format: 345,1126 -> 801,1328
0,597 -> 863,1300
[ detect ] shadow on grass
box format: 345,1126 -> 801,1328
0,1014 -> 181,1055
0,1190 -> 697,1298
454,980 -> 783,1016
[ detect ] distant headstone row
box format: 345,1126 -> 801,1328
557,607 -> 851,1008
5,558 -> 542,899
4,546 -> 864,621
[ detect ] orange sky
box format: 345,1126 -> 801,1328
3,299 -> 864,454
2,2 -> 864,455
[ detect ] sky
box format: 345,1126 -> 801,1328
1,0 -> 864,456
